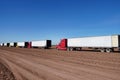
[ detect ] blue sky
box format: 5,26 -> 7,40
0,0 -> 120,44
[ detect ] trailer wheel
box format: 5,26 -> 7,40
106,48 -> 112,53
100,48 -> 105,52
76,47 -> 81,51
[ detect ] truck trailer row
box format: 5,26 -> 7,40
0,35 -> 120,52
1,40 -> 52,49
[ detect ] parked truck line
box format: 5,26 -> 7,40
56,35 -> 120,52
0,35 -> 120,52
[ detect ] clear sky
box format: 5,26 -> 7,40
0,0 -> 120,44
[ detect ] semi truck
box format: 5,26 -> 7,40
17,42 -> 31,48
56,35 -> 120,52
31,40 -> 51,49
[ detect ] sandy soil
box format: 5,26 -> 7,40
0,47 -> 120,80
0,63 -> 16,80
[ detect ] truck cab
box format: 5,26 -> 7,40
56,39 -> 67,50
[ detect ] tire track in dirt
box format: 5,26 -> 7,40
1,47 -> 120,71
0,48 -> 120,79
0,47 -> 120,80
0,51 -> 63,80
0,50 -> 84,80
0,50 -> 89,80
1,48 -> 120,73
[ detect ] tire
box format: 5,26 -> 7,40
70,47 -> 73,51
100,48 -> 105,52
106,48 -> 112,53
76,47 -> 81,51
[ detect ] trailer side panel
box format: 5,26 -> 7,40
68,36 -> 112,47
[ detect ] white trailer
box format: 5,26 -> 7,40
67,35 -> 120,52
4,43 -> 7,46
31,40 -> 51,49
0,43 -> 3,46
17,42 -> 25,47
10,42 -> 14,47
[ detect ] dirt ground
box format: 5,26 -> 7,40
0,63 -> 16,80
0,47 -> 120,80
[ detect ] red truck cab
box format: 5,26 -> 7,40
25,42 -> 31,48
56,39 -> 67,50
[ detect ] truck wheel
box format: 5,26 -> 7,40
67,48 -> 70,51
100,48 -> 105,52
106,48 -> 112,53
76,47 -> 81,51
70,47 -> 73,51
